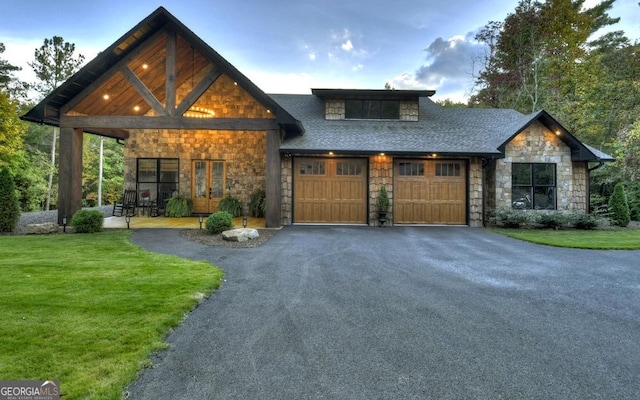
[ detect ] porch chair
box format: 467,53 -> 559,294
150,191 -> 173,217
112,189 -> 137,217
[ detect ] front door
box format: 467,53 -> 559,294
192,160 -> 225,214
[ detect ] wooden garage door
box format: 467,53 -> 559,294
394,160 -> 466,224
294,158 -> 367,223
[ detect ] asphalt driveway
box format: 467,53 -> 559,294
126,226 -> 640,399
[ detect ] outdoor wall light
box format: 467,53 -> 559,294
62,217 -> 67,233
125,215 -> 131,229
199,215 -> 204,230
242,216 -> 248,228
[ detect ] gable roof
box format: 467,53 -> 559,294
495,110 -> 614,162
21,7 -> 302,135
271,94 -> 613,162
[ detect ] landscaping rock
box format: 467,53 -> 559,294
222,228 -> 259,242
24,222 -> 59,235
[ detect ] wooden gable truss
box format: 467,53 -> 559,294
22,7 -> 299,227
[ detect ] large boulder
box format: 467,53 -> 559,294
24,223 -> 59,235
222,228 -> 259,242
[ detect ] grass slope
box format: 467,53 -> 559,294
490,228 -> 640,250
0,231 -> 223,399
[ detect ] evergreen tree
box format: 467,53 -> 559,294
608,183 -> 630,227
0,168 -> 21,232
29,36 -> 85,210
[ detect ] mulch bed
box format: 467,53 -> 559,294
180,228 -> 279,248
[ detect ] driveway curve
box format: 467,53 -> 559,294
126,226 -> 640,400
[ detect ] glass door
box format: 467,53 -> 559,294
192,160 -> 225,214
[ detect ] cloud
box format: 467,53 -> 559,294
341,39 -> 354,52
389,33 -> 485,102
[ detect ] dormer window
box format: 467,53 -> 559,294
345,99 -> 400,120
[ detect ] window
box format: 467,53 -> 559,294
512,163 -> 556,210
398,162 -> 424,176
345,99 -> 400,119
211,161 -> 224,198
435,163 -> 461,177
299,161 -> 326,175
336,161 -> 363,176
137,158 -> 179,203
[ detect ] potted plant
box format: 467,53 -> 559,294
376,185 -> 390,227
165,194 -> 194,217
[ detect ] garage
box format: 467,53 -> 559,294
294,157 -> 367,223
394,159 -> 467,224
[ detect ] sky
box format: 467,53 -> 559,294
1,0 -> 639,102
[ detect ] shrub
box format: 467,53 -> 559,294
206,211 -> 233,234
495,208 -> 531,228
166,194 -> 193,217
0,169 -> 20,232
71,209 -> 104,233
626,182 -> 640,221
376,185 -> 389,212
248,189 -> 266,218
608,183 -> 630,227
218,194 -> 243,217
571,214 -> 599,230
536,212 -> 568,229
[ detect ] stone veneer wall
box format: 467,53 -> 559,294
281,156 -> 293,225
369,154 -> 394,226
495,120 -> 586,212
468,157 -> 483,227
124,129 -> 267,207
123,71 -> 273,210
324,99 -> 419,121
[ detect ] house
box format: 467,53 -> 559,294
21,7 -> 613,228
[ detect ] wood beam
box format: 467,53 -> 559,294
175,67 -> 222,116
57,128 -> 84,225
59,115 -> 279,131
120,65 -> 167,116
165,29 -> 177,116
61,27 -> 170,115
265,128 -> 282,227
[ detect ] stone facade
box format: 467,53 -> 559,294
369,154 -> 394,226
280,156 -> 293,225
123,72 -> 272,210
493,120 -> 587,213
124,129 -> 267,206
468,157 -> 483,227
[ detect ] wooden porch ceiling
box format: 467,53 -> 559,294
59,30 -> 216,139
22,7 -> 302,140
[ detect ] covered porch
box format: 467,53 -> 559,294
103,215 -> 265,229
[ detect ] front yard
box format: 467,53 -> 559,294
0,231 -> 223,399
491,227 -> 640,249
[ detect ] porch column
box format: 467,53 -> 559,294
265,128 -> 282,228
57,127 -> 84,225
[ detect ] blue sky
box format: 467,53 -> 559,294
1,0 -> 638,102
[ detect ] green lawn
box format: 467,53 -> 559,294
0,231 -> 224,399
490,228 -> 640,249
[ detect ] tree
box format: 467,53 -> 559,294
29,36 -> 85,210
0,168 -> 21,232
472,0 -> 619,119
0,91 -> 26,173
82,135 -> 124,206
0,43 -> 28,101
608,183 -> 630,227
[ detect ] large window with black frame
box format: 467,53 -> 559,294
136,158 -> 179,208
512,163 -> 556,210
345,99 -> 400,120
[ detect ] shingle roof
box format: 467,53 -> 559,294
270,94 -> 613,162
